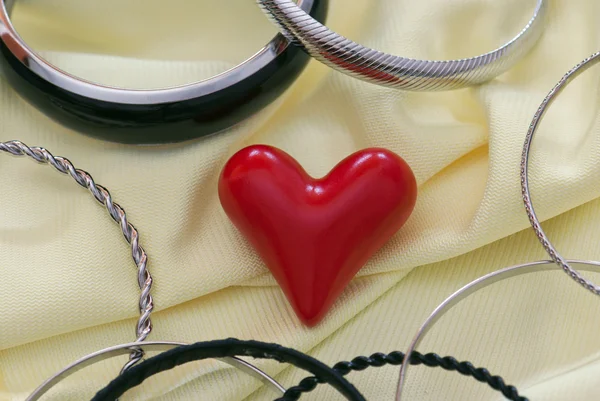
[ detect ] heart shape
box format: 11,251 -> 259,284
218,145 -> 417,326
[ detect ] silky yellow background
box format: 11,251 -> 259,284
1,0 -> 600,399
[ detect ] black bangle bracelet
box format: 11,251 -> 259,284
90,338 -> 365,401
0,0 -> 328,144
91,338 -> 526,401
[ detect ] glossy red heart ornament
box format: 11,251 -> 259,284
218,145 -> 417,326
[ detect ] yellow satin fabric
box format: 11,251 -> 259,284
1,0 -> 599,399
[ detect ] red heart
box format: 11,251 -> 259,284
218,145 -> 417,326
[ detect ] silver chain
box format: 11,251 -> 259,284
0,140 -> 154,368
521,51 -> 600,296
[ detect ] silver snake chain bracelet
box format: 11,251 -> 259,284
521,51 -> 600,296
0,141 -> 286,399
257,0 -> 547,91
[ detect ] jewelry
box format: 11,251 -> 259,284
218,145 -> 417,326
521,51 -> 600,295
8,139 -> 521,401
0,140 -> 283,399
10,53 -> 600,401
257,0 -> 547,91
278,350 -> 526,401
26,341 -> 286,401
0,140 -> 153,370
91,339 -> 525,401
396,259 -> 600,401
91,339 -> 361,401
0,0 -> 328,144
3,140 -> 562,401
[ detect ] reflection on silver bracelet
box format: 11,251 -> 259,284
257,0 -> 547,91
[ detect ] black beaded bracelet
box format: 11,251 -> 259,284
90,338 -> 527,401
0,0 -> 327,144
278,351 -> 528,401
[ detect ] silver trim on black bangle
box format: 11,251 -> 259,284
0,0 -> 311,103
257,0 -> 547,91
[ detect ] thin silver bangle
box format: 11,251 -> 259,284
396,259 -> 600,400
521,51 -> 600,296
25,341 -> 286,400
257,0 -> 547,91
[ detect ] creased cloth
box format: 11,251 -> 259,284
1,0 -> 600,400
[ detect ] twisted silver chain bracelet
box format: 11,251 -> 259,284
257,0 -> 547,91
521,51 -> 600,296
0,141 -> 286,400
0,140 -> 154,370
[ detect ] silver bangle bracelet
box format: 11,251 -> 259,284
25,341 -> 286,400
257,0 -> 547,91
396,259 -> 600,400
521,51 -> 600,296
